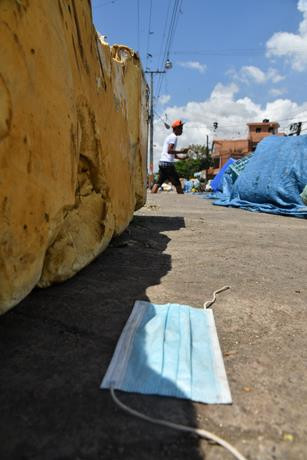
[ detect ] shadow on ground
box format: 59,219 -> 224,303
0,215 -> 205,460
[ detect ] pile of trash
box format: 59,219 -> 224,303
204,135 -> 307,218
160,182 -> 173,192
182,178 -> 201,193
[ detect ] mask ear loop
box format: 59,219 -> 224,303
110,385 -> 247,460
203,286 -> 230,309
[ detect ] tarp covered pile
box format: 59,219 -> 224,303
206,135 -> 307,218
210,158 -> 235,192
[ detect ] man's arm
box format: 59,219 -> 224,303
168,143 -> 189,159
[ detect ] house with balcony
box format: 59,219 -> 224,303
211,120 -> 284,175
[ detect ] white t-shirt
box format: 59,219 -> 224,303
160,132 -> 177,163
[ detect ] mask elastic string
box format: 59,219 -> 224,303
110,386 -> 247,460
203,285 -> 230,309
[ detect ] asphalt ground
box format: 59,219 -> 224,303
0,191 -> 306,460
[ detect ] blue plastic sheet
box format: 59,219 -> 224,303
101,301 -> 232,404
212,136 -> 307,218
210,158 -> 235,192
182,179 -> 193,193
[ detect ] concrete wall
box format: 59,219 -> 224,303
248,122 -> 280,144
0,0 -> 148,314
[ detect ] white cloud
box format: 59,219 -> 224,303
152,82 -> 307,170
178,61 -> 207,73
269,88 -> 287,97
267,68 -> 285,83
159,94 -> 171,105
232,65 -> 285,84
266,0 -> 307,71
210,82 -> 239,101
242,66 -> 267,84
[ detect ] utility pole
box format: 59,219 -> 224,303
145,70 -> 166,187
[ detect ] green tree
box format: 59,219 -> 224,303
175,158 -> 202,179
188,144 -> 213,169
175,144 -> 212,179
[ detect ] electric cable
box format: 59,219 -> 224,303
156,0 -> 172,71
137,0 -> 140,53
167,0 -> 182,54
157,0 -> 183,98
173,48 -> 266,56
276,112 -> 307,122
93,0 -> 122,9
156,0 -> 182,99
173,48 -> 307,56
154,110 -> 170,128
156,0 -> 182,97
145,0 -> 153,70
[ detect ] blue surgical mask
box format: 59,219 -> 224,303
101,300 -> 231,404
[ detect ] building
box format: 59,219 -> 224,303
211,120 -> 284,174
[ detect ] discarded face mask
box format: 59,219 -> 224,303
101,300 -> 232,404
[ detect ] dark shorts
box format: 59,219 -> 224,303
156,162 -> 181,187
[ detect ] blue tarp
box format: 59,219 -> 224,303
210,157 -> 235,192
211,135 -> 307,218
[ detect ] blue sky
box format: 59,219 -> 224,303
92,0 -> 307,166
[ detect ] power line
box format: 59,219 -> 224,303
93,0 -> 122,9
156,0 -> 183,99
173,48 -> 266,56
275,111 -> 307,122
157,0 -> 182,97
165,0 -> 181,56
172,48 -> 307,56
157,1 -> 172,71
211,120 -> 307,137
143,0 -> 183,123
137,0 -> 140,53
145,0 -> 153,70
154,110 -> 170,129
157,0 -> 181,93
212,114 -> 307,130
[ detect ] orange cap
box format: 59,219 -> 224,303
171,119 -> 184,128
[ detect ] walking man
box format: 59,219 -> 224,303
151,119 -> 188,194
